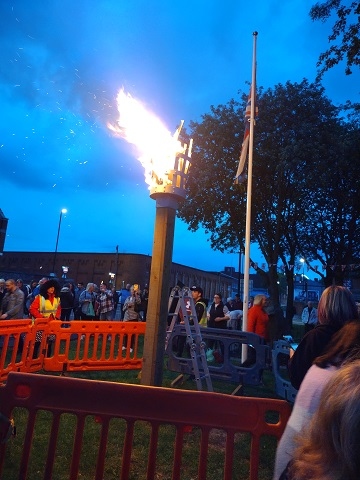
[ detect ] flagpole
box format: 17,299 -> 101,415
242,32 -> 258,359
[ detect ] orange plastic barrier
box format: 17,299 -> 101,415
0,372 -> 291,480
0,319 -> 30,382
0,319 -> 49,382
43,320 -> 146,373
0,320 -> 146,381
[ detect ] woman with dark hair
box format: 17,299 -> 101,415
29,279 -> 61,320
29,279 -> 61,357
274,321 -> 360,479
280,360 -> 360,480
289,285 -> 359,390
208,293 -> 230,329
206,293 -> 230,361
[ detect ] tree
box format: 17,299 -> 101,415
297,121 -> 360,286
179,79 -> 360,336
179,99 -> 248,255
310,0 -> 360,78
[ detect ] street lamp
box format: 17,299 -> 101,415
51,208 -> 67,277
300,258 -> 308,301
61,266 -> 69,279
300,258 -> 305,280
109,272 -> 115,285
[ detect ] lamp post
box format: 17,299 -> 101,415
51,208 -> 67,277
300,258 -> 306,301
141,141 -> 192,386
115,245 -> 119,290
61,266 -> 69,279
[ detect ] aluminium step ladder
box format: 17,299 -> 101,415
165,286 -> 213,392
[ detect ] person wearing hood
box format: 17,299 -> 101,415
59,283 -> 74,321
29,279 -> 61,357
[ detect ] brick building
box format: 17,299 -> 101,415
0,251 -> 234,302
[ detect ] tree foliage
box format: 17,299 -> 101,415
297,121 -> 360,286
179,80 -> 360,307
310,0 -> 360,78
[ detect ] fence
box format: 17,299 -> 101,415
167,325 -> 270,394
0,319 -> 145,380
271,340 -> 298,403
0,320 -> 295,402
0,371 -> 291,480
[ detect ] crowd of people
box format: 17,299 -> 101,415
2,276 -> 360,478
0,277 -> 149,323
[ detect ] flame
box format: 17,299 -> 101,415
108,88 -> 187,187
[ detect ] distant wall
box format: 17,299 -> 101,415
0,251 -> 232,301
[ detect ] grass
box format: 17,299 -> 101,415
3,412 -> 279,479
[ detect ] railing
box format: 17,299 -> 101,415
0,371 -> 291,480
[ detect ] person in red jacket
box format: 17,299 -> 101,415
247,294 -> 270,341
243,294 -> 269,367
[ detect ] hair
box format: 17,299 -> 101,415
253,294 -> 266,306
314,320 -> 360,369
289,360 -> 360,479
214,293 -> 222,300
317,286 -> 359,328
86,283 -> 95,292
39,279 -> 61,299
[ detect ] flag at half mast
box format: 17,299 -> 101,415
234,90 -> 252,184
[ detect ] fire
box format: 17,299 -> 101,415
108,88 -> 190,187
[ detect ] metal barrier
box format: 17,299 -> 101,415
271,340 -> 298,403
0,372 -> 291,480
167,326 -> 270,394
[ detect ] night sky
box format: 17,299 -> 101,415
1,1 -> 359,276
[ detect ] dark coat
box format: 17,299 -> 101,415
59,287 -> 74,310
208,301 -> 228,329
288,323 -> 340,390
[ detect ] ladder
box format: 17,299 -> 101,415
165,286 -> 213,392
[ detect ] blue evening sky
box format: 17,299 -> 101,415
0,1 -> 359,277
